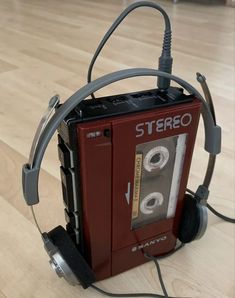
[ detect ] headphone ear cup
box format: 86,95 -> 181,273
178,194 -> 202,243
48,226 -> 96,288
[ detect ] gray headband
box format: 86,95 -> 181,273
22,68 -> 221,206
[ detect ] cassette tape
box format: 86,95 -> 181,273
132,133 -> 187,229
57,87 -> 201,280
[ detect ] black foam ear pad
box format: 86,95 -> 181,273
48,225 -> 96,288
178,194 -> 201,243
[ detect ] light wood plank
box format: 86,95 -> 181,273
0,59 -> 17,74
0,140 -> 64,230
0,291 -> 7,298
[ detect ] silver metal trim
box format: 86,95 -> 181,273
28,95 -> 60,168
73,228 -> 80,245
68,168 -> 78,212
43,234 -> 79,286
167,133 -> 187,218
73,212 -> 80,230
50,252 -> 79,286
196,205 -> 208,240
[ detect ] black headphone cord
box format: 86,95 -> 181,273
186,188 -> 235,224
207,203 -> 235,224
90,243 -> 189,298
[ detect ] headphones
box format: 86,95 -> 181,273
21,0 -> 222,290
22,68 -> 221,288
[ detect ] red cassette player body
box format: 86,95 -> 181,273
57,87 -> 201,281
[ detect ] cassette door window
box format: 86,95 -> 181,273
132,134 -> 187,229
111,100 -> 201,252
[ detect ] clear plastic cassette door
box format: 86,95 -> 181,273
132,133 -> 187,229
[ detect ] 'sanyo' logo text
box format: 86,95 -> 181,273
131,236 -> 167,252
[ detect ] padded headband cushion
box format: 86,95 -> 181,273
178,194 -> 201,243
48,225 -> 96,288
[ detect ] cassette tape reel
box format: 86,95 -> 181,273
132,134 -> 187,229
143,146 -> 169,173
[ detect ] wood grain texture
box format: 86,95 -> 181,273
0,0 -> 234,297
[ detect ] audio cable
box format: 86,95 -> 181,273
87,1 -> 173,99
90,243 -> 187,298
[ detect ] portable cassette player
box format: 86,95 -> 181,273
57,87 -> 201,280
22,1 -> 229,296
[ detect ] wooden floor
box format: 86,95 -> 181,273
0,0 -> 234,297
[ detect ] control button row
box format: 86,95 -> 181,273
60,167 -> 78,213
58,143 -> 74,169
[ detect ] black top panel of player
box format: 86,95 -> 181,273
63,87 -> 194,125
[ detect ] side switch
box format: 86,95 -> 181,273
64,209 -> 80,230
60,167 -> 76,212
58,143 -> 74,168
